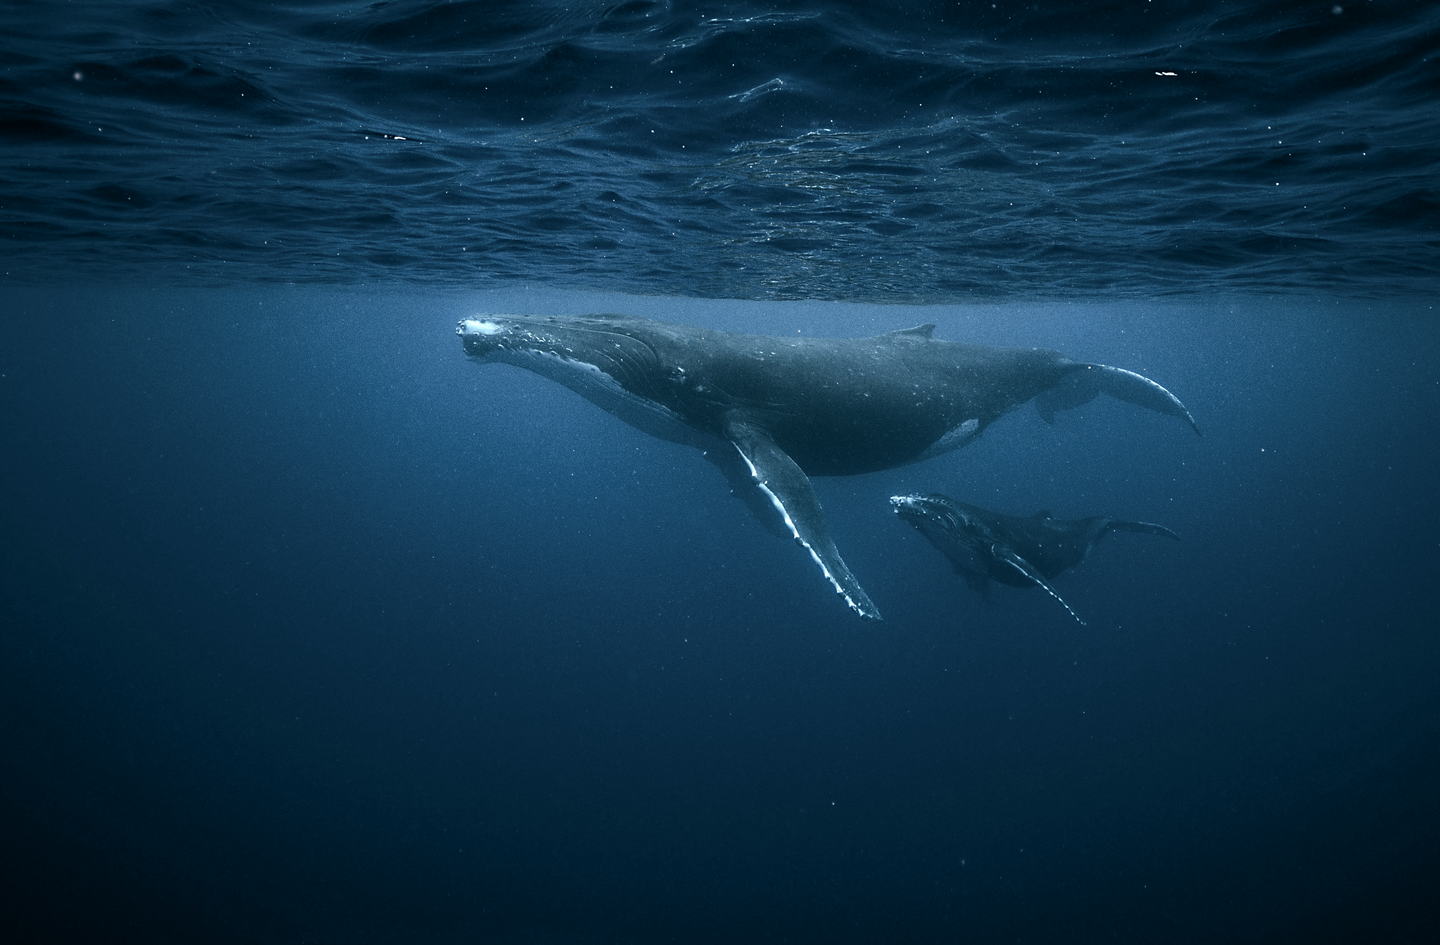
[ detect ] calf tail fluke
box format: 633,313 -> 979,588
1105,520 -> 1182,541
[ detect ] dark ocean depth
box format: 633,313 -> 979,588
3,3 -> 1439,945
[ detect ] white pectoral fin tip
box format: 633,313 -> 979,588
1033,576 -> 1085,625
830,569 -> 881,620
755,479 -> 881,620
1047,587 -> 1086,625
828,560 -> 881,620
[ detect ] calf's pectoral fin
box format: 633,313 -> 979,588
993,545 -> 1087,626
724,416 -> 882,620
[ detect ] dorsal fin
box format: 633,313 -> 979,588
884,323 -> 936,341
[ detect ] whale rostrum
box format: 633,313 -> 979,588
459,313 -> 1198,619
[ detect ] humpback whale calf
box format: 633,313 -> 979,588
892,493 -> 1181,624
459,313 -> 1198,619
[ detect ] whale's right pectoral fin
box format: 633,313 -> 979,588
701,444 -> 794,540
993,544 -> 1087,626
724,416 -> 881,620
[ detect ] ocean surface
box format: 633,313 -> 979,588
3,2 -> 1438,944
3,0 -> 1439,298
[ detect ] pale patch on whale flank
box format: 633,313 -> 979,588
919,417 -> 980,460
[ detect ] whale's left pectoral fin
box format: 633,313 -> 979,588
724,417 -> 881,620
993,545 -> 1087,626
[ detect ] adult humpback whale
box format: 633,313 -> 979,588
458,313 -> 1198,619
892,493 -> 1181,624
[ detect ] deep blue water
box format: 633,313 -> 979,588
3,2 -> 1439,945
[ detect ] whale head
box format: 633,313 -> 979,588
891,493 -> 985,537
457,313 -> 696,444
457,316 -> 544,360
456,314 -> 661,371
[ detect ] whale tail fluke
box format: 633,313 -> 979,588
1036,362 -> 1201,435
